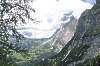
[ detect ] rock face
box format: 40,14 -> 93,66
35,1 -> 100,66
50,16 -> 77,52
96,0 -> 100,4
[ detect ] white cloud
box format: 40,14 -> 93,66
18,0 -> 94,38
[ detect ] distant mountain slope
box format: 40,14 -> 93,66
50,16 -> 77,52
9,14 -> 77,66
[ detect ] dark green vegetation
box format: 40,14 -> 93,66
8,37 -> 55,66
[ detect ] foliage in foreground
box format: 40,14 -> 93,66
0,0 -> 35,66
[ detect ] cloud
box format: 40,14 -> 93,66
81,0 -> 96,5
18,0 -> 94,38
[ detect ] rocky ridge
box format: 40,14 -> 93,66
34,0 -> 100,66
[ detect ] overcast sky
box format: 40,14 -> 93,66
18,0 -> 95,38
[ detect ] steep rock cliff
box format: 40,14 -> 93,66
35,0 -> 100,66
50,16 -> 77,52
